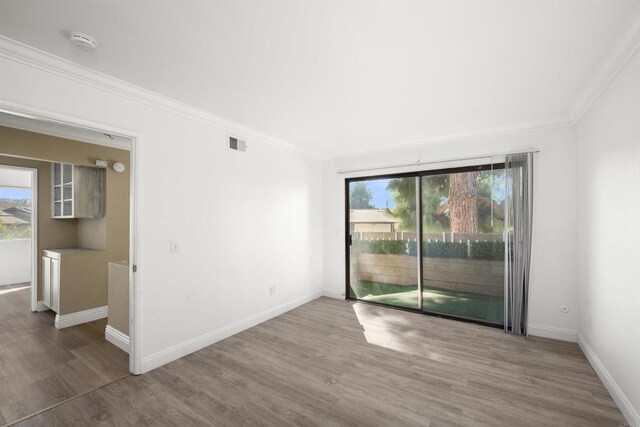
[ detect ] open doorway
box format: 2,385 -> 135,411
0,165 -> 36,308
0,111 -> 138,424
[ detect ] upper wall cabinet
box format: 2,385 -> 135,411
52,163 -> 105,219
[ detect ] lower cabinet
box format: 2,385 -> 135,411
42,255 -> 60,313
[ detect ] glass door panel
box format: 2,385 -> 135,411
421,167 -> 505,325
348,177 -> 420,309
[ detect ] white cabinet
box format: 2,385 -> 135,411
42,254 -> 60,313
52,162 -> 105,219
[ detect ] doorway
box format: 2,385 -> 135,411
0,165 -> 36,310
346,164 -> 506,327
0,109 -> 139,424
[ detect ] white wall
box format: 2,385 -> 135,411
576,46 -> 640,424
323,126 -> 580,340
0,239 -> 31,285
0,41 -> 324,372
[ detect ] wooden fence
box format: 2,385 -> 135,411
351,253 -> 504,297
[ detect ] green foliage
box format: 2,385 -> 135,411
388,169 -> 507,234
405,240 -> 504,260
352,239 -> 407,255
408,241 -> 466,258
349,182 -> 374,209
386,178 -> 417,231
0,223 -> 31,240
421,174 -> 450,232
351,238 -> 504,260
470,241 -> 504,261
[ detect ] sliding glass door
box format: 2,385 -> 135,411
420,167 -> 505,325
347,176 -> 420,309
347,165 -> 506,327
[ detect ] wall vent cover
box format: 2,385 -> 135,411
229,136 -> 247,152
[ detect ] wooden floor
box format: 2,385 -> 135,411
0,283 -> 129,426
13,297 -> 624,426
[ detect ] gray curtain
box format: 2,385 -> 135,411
504,152 -> 534,335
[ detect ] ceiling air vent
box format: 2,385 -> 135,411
228,136 -> 247,152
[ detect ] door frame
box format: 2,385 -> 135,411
0,101 -> 142,375
344,163 -> 506,328
0,164 -> 38,311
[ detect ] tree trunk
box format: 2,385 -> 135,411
448,172 -> 478,233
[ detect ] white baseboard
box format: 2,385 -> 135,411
36,300 -> 49,312
105,325 -> 130,354
141,290 -> 323,373
323,289 -> 345,300
578,334 -> 639,427
527,324 -> 577,342
55,305 -> 108,329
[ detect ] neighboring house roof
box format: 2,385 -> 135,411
350,209 -> 398,224
0,209 -> 29,226
3,207 -> 31,222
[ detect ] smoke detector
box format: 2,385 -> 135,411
69,32 -> 97,51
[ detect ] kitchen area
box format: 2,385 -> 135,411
0,124 -> 131,349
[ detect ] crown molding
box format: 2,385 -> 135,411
0,36 -> 324,160
568,4 -> 640,124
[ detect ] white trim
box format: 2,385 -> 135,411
105,325 -> 130,354
36,300 -> 48,312
527,324 -> 577,342
30,168 -> 37,312
140,291 -> 323,373
0,36 -> 321,160
570,5 -> 640,123
323,289 -> 345,300
54,305 -> 108,329
0,164 -> 37,310
578,334 -> 640,427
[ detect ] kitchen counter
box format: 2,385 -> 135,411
43,247 -> 104,259
41,248 -> 109,318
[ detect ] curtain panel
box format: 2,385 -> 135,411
504,152 -> 534,335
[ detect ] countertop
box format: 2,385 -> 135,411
44,247 -> 103,254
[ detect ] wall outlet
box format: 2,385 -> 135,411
268,285 -> 275,296
560,305 -> 569,313
170,240 -> 179,254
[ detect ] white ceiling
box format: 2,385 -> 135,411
1,1 -> 638,156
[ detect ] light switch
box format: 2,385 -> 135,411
170,240 -> 179,254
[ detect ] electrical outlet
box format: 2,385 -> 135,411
560,305 -> 569,313
170,240 -> 179,254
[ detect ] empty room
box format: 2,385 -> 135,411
0,1 -> 638,426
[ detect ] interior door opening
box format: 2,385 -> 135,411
0,110 -> 139,424
346,164 -> 506,327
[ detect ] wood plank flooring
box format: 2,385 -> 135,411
12,297 -> 625,426
0,283 -> 129,426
